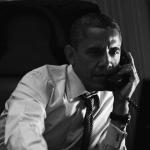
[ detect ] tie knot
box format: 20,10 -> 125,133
82,91 -> 98,100
81,91 -> 98,111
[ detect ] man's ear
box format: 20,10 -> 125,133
64,45 -> 76,65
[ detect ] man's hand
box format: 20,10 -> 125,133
113,52 -> 140,114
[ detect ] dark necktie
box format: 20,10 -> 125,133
80,91 -> 98,150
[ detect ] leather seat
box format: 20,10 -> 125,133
0,5 -> 67,113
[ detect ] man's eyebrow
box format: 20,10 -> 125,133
86,47 -> 103,51
110,47 -> 121,51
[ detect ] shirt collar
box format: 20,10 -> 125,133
66,65 -> 87,101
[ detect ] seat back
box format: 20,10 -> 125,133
0,5 -> 67,113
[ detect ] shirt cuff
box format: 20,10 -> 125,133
103,123 -> 127,149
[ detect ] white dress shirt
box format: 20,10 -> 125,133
0,64 -> 127,150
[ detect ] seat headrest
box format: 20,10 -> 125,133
0,6 -> 67,76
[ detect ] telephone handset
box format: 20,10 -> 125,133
105,50 -> 139,110
106,50 -> 129,91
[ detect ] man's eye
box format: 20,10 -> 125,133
90,50 -> 100,54
109,50 -> 120,56
88,49 -> 103,55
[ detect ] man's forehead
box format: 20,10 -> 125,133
86,27 -> 120,35
84,27 -> 121,41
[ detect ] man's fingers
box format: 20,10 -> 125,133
127,52 -> 134,65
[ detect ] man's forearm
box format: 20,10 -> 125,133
111,100 -> 129,130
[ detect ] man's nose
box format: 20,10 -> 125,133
98,52 -> 113,73
100,52 -> 111,67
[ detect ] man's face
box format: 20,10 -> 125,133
72,28 -> 122,91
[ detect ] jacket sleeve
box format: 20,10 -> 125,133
4,70 -> 54,150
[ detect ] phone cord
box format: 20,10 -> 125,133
124,96 -> 139,110
115,88 -> 139,110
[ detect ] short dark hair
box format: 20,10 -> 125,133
70,13 -> 121,49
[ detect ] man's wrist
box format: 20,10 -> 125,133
110,112 -> 131,125
113,100 -> 129,115
110,112 -> 131,130
112,97 -> 130,130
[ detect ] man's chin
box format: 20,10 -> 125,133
87,82 -> 107,92
94,85 -> 107,91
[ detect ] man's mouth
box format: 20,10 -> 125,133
93,74 -> 110,81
